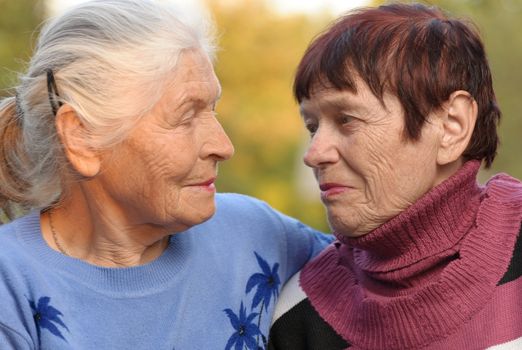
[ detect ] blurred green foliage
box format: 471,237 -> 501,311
207,0 -> 332,231
0,0 -> 44,223
0,0 -> 520,230
211,0 -> 522,231
0,0 -> 44,91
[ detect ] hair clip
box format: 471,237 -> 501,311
46,69 -> 63,116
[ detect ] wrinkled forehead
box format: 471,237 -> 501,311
171,48 -> 217,81
160,49 -> 221,108
178,48 -> 219,85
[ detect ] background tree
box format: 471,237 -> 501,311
0,0 -> 44,222
207,0 -> 332,229
1,0 -> 520,229
0,0 -> 44,92
210,0 -> 522,231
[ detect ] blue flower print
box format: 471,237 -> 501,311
224,301 -> 261,350
246,252 -> 280,312
28,296 -> 69,345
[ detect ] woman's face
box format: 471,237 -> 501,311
301,77 -> 444,237
95,48 -> 234,232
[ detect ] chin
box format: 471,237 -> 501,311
196,207 -> 216,224
336,229 -> 368,239
184,202 -> 217,227
328,213 -> 367,238
161,202 -> 216,233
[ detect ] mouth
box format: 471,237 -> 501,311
189,177 -> 217,192
319,182 -> 350,199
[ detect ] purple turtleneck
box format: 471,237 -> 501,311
301,161 -> 522,349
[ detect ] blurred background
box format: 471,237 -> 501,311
1,0 -> 521,231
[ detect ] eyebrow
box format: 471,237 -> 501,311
328,95 -> 368,114
322,94 -> 361,111
299,92 -> 373,123
299,106 -> 315,120
166,85 -> 222,113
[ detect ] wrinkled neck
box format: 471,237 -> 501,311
301,161 -> 522,350
337,160 -> 482,288
41,183 -> 170,267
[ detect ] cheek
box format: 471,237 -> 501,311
350,134 -> 398,194
368,144 -> 437,209
351,135 -> 418,213
139,135 -> 200,182
147,151 -> 187,181
133,141 -> 202,223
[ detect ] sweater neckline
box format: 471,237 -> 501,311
14,211 -> 193,296
301,161 -> 522,349
339,161 -> 482,284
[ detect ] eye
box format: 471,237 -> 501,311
172,110 -> 195,128
338,114 -> 354,126
304,121 -> 318,135
180,117 -> 194,126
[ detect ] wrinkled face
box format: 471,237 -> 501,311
301,77 -> 443,237
96,48 -> 234,232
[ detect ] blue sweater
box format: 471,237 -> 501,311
0,193 -> 331,350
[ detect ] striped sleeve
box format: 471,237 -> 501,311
268,272 -> 349,350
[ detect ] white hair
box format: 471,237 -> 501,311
0,0 -> 216,210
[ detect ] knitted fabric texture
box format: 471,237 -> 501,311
0,194 -> 331,349
300,161 -> 522,350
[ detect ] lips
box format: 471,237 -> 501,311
320,183 -> 344,191
188,177 -> 217,192
193,178 -> 216,187
319,182 -> 350,199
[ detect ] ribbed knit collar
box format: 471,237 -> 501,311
14,211 -> 193,297
338,160 -> 482,287
301,161 -> 522,350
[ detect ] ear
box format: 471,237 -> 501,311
55,104 -> 101,177
436,90 -> 477,165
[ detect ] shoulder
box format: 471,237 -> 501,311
0,213 -> 45,292
214,193 -> 329,238
212,193 -> 303,237
215,193 -> 279,219
189,193 -> 291,257
0,214 -> 42,349
211,192 -> 331,252
0,212 -> 48,300
484,173 -> 522,205
0,212 -> 40,260
268,271 -> 349,349
208,193 -> 284,234
0,215 -> 27,260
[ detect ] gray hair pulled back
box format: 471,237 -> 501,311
0,0 -> 215,211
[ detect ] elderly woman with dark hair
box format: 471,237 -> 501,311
0,1 -> 331,349
269,3 -> 522,350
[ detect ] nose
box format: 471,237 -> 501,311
203,115 -> 235,161
303,127 -> 339,168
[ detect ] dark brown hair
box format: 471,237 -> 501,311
294,3 -> 500,167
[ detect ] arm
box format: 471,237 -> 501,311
265,203 -> 333,282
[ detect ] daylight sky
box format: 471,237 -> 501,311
50,0 -> 370,16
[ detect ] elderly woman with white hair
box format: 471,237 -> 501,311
0,1 -> 331,349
